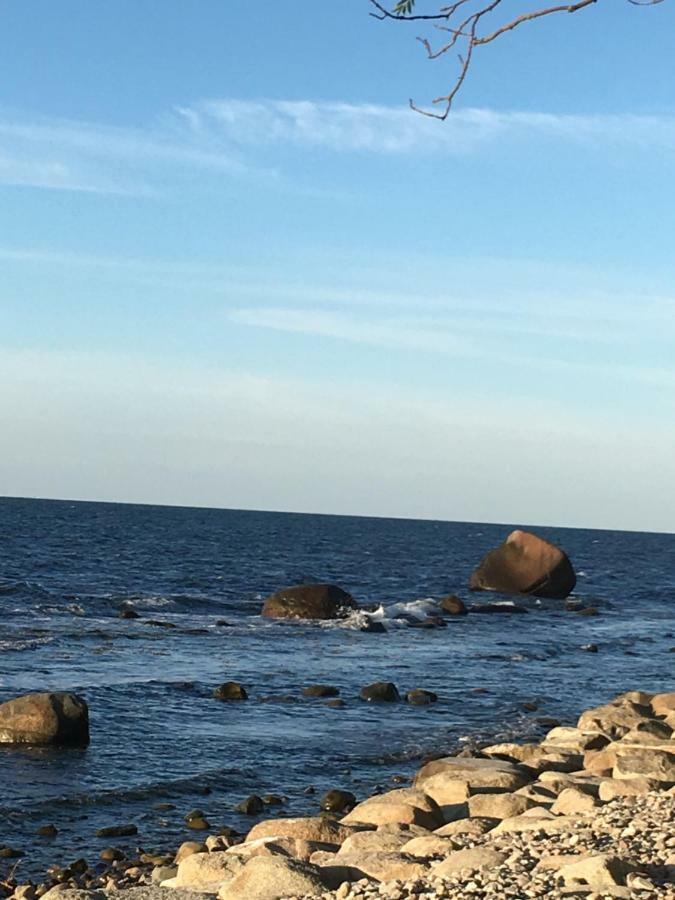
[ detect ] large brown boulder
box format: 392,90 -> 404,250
469,530 -> 576,599
0,692 -> 90,746
261,583 -> 358,620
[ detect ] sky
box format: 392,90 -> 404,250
1,0 -> 675,532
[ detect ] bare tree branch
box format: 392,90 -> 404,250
370,0 -> 666,120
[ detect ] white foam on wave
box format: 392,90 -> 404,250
336,597 -> 440,630
131,596 -> 176,609
0,636 -> 55,653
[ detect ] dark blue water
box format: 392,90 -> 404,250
0,497 -> 673,875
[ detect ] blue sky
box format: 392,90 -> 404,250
1,1 -> 674,531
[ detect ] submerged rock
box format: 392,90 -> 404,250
360,682 -> 400,702
213,681 -> 248,701
406,689 -> 438,706
359,617 -> 387,633
261,583 -> 358,620
95,824 -> 137,838
302,685 -> 340,698
469,529 -> 576,599
320,789 -> 357,814
439,595 -> 468,616
235,795 -> 264,815
0,692 -> 90,746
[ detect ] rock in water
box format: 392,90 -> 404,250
261,583 -> 358,620
360,682 -> 400,702
439,595 -> 468,616
213,682 -> 248,701
469,529 -> 576,599
0,692 -> 90,746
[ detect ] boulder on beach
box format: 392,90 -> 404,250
217,854 -> 328,900
261,583 -> 358,620
469,529 -> 576,599
0,692 -> 90,746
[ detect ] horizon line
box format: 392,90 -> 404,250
0,492 -> 671,538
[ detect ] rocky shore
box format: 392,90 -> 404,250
2,689 -> 674,900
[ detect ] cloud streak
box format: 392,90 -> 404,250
182,99 -> 675,156
4,98 -> 675,194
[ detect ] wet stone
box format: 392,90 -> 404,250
235,795 -> 265,815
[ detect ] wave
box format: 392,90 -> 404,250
0,764 -> 254,816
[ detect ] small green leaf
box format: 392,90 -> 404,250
393,0 -> 416,14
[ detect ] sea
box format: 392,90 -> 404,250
0,496 -> 673,876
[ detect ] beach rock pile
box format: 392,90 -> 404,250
3,690 -> 674,900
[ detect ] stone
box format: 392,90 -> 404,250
320,790 -> 357,814
544,726 -> 609,753
415,756 -> 530,794
0,693 -> 89,746
205,836 -> 232,852
37,825 -> 58,838
261,584 -> 358,620
227,837 -> 338,863
359,682 -> 400,702
469,529 -> 576,599
119,608 -> 140,619
558,853 -> 633,888
613,747 -> 675,781
217,855 -> 327,900
236,795 -> 264,815
40,892 -> 105,900
172,849 -> 244,889
341,788 -> 443,831
438,595 -> 467,615
431,847 -> 508,876
338,827 -> 423,857
550,787 -> 598,815
651,692 -> 675,717
577,699 -> 652,739
174,842 -> 206,863
302,685 -> 340,698
214,682 -> 248,701
316,851 -> 429,883
434,817 -> 497,838
492,814 -> 580,835
405,690 -> 438,706
99,848 -> 125,862
468,792 -> 536,819
186,816 -> 210,830
399,834 -> 458,857
598,777 -> 660,801
246,816 -> 354,846
95,824 -> 137,838
151,866 -> 177,883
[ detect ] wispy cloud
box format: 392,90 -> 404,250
0,109 -> 261,195
4,97 -> 675,195
180,99 -> 675,156
229,305 -> 675,389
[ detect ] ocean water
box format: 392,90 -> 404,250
0,496 -> 673,875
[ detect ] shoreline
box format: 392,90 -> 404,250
2,688 -> 674,899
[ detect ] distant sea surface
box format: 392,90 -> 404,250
0,497 -> 673,875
